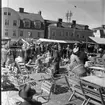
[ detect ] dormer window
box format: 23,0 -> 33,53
4,12 -> 7,15
23,19 -> 30,28
33,20 -> 41,29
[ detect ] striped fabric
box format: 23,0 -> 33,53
17,61 -> 28,74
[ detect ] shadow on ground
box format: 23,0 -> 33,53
59,67 -> 68,75
53,84 -> 69,95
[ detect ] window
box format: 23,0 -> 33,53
58,31 -> 61,36
60,31 -> 63,36
28,32 -> 32,37
8,12 -> 11,15
20,31 -> 23,36
66,32 -> 68,36
5,29 -> 8,36
77,34 -> 80,38
5,19 -> 9,25
81,35 -> 85,39
23,19 -> 30,28
34,20 -> 41,29
38,32 -> 40,38
71,33 -> 73,37
13,30 -> 16,36
4,12 -> 7,15
52,30 -> 56,36
13,20 -> 17,26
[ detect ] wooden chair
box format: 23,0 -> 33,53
64,75 -> 86,105
16,61 -> 29,75
33,80 -> 53,104
80,79 -> 105,105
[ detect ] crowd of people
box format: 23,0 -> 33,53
1,39 -> 105,105
1,39 -> 105,77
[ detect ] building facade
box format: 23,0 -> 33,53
2,7 -> 44,40
93,25 -> 105,38
45,19 -> 93,42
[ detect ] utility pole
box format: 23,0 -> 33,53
66,10 -> 73,23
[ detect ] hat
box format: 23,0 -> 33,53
74,43 -> 78,46
19,84 -> 36,99
98,48 -> 102,52
73,47 -> 79,53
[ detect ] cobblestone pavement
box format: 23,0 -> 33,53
2,66 -> 83,105
44,77 -> 83,105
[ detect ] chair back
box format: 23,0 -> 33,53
16,61 -> 28,75
80,79 -> 105,105
41,81 -> 52,95
65,75 -> 80,88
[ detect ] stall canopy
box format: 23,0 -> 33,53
89,37 -> 105,45
37,38 -> 79,44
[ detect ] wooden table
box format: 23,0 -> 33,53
81,75 -> 105,87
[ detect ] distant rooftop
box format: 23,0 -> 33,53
17,12 -> 44,22
46,19 -> 90,30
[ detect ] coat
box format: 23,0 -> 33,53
20,100 -> 42,105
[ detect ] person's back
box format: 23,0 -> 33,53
68,47 -> 87,77
79,49 -> 88,64
1,47 -> 8,67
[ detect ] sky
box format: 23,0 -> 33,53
2,0 -> 105,29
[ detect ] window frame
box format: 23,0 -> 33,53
4,12 -> 7,15
5,29 -> 8,36
13,20 -> 17,26
8,12 -> 11,16
66,31 -> 69,37
13,30 -> 16,37
33,20 -> 41,29
52,30 -> 56,37
23,19 -> 31,28
38,32 -> 40,38
5,19 -> 9,25
20,31 -> 23,36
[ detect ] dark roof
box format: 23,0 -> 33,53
46,19 -> 89,30
17,12 -> 44,22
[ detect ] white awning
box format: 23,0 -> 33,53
89,37 -> 105,44
37,38 -> 79,44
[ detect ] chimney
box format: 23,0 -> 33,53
57,18 -> 62,27
102,25 -> 105,29
38,11 -> 42,15
58,18 -> 62,23
19,8 -> 24,13
71,20 -> 76,28
84,25 -> 89,30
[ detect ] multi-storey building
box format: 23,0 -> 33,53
44,19 -> 93,42
93,25 -> 105,38
2,7 -> 93,43
2,7 -> 44,40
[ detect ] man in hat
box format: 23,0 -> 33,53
19,84 -> 42,105
67,43 -> 87,77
